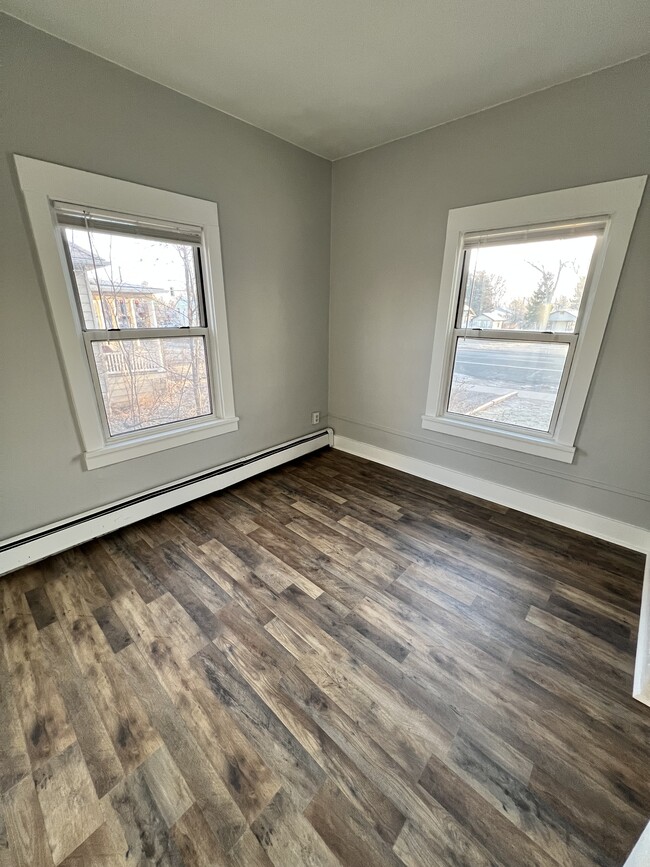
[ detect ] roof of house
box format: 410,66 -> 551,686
473,310 -> 507,321
68,241 -> 109,270
548,308 -> 579,320
90,280 -> 173,297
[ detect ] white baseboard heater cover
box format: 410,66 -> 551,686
0,429 -> 331,576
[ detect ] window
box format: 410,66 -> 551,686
16,157 -> 237,469
59,213 -> 213,438
447,224 -> 600,435
423,178 -> 646,462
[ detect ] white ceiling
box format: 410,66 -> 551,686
3,1 -> 649,159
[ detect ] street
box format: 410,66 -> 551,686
453,342 -> 567,387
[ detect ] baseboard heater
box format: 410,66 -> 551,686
0,428 -> 332,577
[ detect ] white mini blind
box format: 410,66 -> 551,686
53,201 -> 203,246
463,218 -> 606,248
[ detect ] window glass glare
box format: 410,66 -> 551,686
460,234 -> 598,333
447,338 -> 569,432
64,228 -> 202,329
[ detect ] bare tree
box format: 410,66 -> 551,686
524,258 -> 578,329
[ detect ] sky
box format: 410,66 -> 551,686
67,228 -> 193,293
467,234 -> 598,309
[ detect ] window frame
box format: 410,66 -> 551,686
16,156 -> 238,469
422,177 -> 646,463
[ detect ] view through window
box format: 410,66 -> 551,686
447,230 -> 599,433
61,222 -> 213,437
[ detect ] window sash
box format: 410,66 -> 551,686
451,328 -> 577,343
83,330 -> 217,442
443,331 -> 577,439
455,228 -> 605,336
59,227 -> 208,331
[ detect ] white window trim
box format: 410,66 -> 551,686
422,177 -> 647,463
15,156 -> 238,469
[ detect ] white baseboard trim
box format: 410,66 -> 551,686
334,434 -> 650,707
624,822 -> 650,867
633,557 -> 650,707
0,429 -> 331,577
333,435 -> 649,552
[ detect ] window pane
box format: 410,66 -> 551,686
447,338 -> 569,432
460,234 -> 598,333
64,228 -> 203,329
91,337 -> 211,436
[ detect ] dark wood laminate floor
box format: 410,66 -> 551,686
0,448 -> 648,866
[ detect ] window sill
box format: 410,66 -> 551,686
83,416 -> 239,469
421,415 -> 576,463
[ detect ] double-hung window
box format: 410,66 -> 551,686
16,157 -> 237,469
57,207 -> 214,439
423,178 -> 646,462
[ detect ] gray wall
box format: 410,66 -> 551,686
0,15 -> 331,539
330,56 -> 650,529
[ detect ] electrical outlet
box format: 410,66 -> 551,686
311,411 -> 320,425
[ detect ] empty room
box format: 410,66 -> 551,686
0,2 -> 649,865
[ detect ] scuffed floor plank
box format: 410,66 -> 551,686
39,624 -> 123,800
108,767 -> 184,866
45,578 -> 162,775
33,743 -> 103,865
0,586 -> 75,771
117,644 -> 247,854
170,803 -> 226,867
1,776 -> 54,867
250,788 -> 342,867
0,657 -> 30,795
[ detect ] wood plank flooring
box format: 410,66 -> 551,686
0,447 -> 648,866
